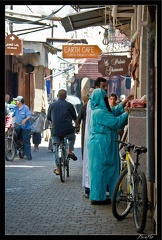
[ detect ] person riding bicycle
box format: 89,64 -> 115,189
5,102 -> 12,133
11,96 -> 32,160
47,89 -> 79,175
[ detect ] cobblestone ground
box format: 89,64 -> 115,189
5,133 -> 154,237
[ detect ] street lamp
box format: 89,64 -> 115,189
102,6 -> 116,45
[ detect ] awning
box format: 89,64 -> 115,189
23,42 -> 61,55
61,7 -> 106,32
23,48 -> 40,54
46,38 -> 88,44
61,5 -> 134,33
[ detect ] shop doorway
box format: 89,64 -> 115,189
24,72 -> 34,111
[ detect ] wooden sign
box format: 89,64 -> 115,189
5,34 -> 23,55
62,45 -> 102,58
98,55 -> 131,77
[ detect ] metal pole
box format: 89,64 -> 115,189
147,7 -> 155,183
9,5 -> 13,33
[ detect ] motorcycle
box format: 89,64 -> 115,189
5,123 -> 24,161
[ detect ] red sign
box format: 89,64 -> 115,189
98,55 -> 131,77
62,45 -> 101,58
5,34 -> 23,55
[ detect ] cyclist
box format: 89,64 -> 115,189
11,96 -> 32,160
47,89 -> 79,175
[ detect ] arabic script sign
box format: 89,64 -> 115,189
98,55 -> 131,77
5,34 -> 23,55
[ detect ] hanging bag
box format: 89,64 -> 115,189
31,113 -> 45,133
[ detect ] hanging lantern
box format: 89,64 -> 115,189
102,29 -> 109,45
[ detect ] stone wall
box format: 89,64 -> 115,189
128,108 -> 147,176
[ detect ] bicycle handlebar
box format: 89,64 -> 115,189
115,139 -> 147,154
14,123 -> 22,127
115,139 -> 134,148
74,126 -> 80,133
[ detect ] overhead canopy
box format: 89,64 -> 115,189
23,48 -> 40,54
70,5 -> 105,11
61,5 -> 134,33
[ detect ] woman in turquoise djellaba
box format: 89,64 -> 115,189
87,88 -> 129,203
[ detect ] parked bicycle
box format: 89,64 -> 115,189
111,139 -> 148,233
5,123 -> 24,161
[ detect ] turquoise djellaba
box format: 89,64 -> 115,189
87,88 -> 128,201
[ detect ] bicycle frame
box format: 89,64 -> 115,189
58,136 -> 69,182
125,151 -> 135,198
5,125 -> 17,161
58,137 -> 68,161
5,123 -> 25,161
6,125 -> 15,148
112,139 -> 148,233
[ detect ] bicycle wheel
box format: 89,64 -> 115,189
5,138 -> 16,161
133,171 -> 148,233
66,158 -> 69,177
59,147 -> 66,182
64,140 -> 69,177
112,168 -> 133,220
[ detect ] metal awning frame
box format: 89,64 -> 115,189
61,5 -> 135,33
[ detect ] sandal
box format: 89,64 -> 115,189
53,169 -> 60,175
68,153 -> 77,161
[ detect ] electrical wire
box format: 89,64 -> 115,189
16,25 -> 53,36
6,5 -> 65,25
26,5 -> 34,14
5,17 -> 51,26
12,26 -> 49,33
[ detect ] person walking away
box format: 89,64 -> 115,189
87,88 -> 133,204
77,94 -> 89,159
46,97 -> 58,151
11,96 -> 32,160
32,132 -> 41,151
47,89 -> 79,175
31,110 -> 46,151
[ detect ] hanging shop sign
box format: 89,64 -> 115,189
98,55 -> 131,77
62,45 -> 102,58
5,34 -> 23,56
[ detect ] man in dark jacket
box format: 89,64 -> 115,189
47,89 -> 79,175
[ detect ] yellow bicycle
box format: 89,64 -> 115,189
112,139 -> 148,233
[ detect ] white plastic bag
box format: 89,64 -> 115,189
31,113 -> 45,133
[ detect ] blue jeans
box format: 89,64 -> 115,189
21,129 -> 32,157
51,132 -> 76,166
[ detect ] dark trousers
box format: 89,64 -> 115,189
21,129 -> 32,157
